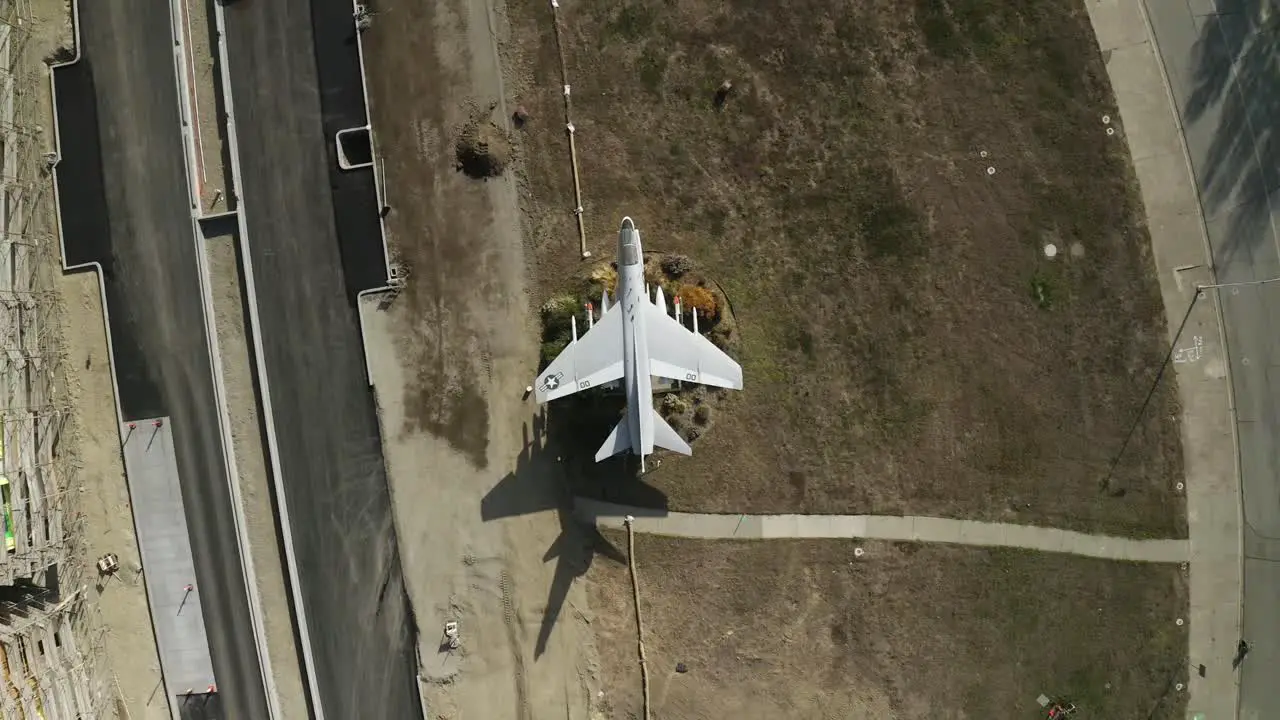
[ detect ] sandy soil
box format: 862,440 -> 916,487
181,0 -> 229,214
56,271 -> 169,720
591,535 -> 1188,719
203,232 -> 308,719
358,0 -> 604,716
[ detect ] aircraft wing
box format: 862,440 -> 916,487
534,303 -> 625,403
643,303 -> 744,389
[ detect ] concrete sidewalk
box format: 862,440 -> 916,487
575,499 -> 1190,563
1086,0 -> 1244,718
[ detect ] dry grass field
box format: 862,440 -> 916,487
586,535 -> 1187,719
503,0 -> 1186,538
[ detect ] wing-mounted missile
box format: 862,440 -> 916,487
675,296 -> 683,324
692,306 -> 699,334
586,301 -> 595,330
601,289 -> 610,314
654,285 -> 667,314
571,314 -> 579,343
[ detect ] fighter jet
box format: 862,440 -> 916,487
534,216 -> 743,470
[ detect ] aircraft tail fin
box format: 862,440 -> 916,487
651,409 -> 692,455
595,415 -> 633,462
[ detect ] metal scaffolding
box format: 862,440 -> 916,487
0,2 -> 64,588
0,588 -> 100,719
0,2 -> 112,717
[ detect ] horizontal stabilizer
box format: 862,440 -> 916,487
651,409 -> 691,455
595,415 -> 633,462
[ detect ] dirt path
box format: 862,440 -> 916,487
359,0 -> 602,717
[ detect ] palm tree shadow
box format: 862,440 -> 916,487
480,407 -> 667,659
1183,1 -> 1280,271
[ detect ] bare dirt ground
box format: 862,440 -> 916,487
504,0 -> 1186,539
56,271 -> 168,720
182,0 -> 229,215
591,535 -> 1187,719
359,0 -> 603,717
204,232 -> 308,718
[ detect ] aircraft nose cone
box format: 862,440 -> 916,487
620,216 -> 635,231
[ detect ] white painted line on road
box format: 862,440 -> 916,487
166,0 -> 283,712
211,3 -> 327,718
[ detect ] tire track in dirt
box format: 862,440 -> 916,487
499,569 -> 533,720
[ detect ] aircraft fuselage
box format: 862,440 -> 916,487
618,217 -> 655,460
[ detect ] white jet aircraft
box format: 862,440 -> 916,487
534,216 -> 744,471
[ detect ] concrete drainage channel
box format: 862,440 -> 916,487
336,126 -> 374,170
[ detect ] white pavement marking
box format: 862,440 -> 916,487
575,499 -> 1190,564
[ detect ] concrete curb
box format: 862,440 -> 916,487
188,218 -> 280,718
1091,1 -> 1245,716
166,0 -> 201,216
575,499 -> 1191,564
210,3 -> 327,718
165,0 -> 282,713
344,3 -> 397,390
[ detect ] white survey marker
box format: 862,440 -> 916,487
533,216 -> 744,471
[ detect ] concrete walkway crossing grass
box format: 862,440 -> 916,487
575,499 -> 1190,564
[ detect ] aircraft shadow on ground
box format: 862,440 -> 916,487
480,402 -> 668,658
1184,1 -> 1280,269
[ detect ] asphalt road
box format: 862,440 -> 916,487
51,0 -> 268,716
1144,1 -> 1280,717
309,0 -> 388,297
221,1 -> 419,717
